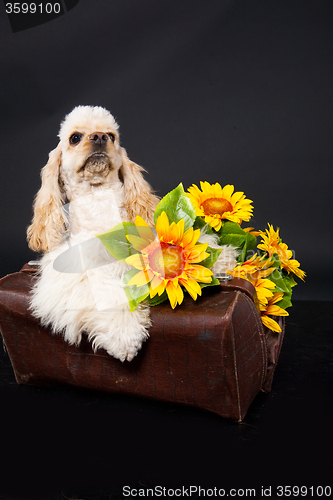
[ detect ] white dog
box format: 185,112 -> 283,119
27,105 -> 159,361
27,105 -> 238,362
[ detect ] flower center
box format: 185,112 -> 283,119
202,197 -> 233,216
149,242 -> 185,279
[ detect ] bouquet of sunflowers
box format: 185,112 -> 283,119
97,181 -> 305,333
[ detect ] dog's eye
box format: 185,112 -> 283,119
108,133 -> 115,142
69,133 -> 82,145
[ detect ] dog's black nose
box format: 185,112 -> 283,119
89,132 -> 109,146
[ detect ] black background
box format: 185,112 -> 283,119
1,0 -> 333,299
0,2 -> 333,499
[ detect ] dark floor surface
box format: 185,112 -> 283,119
0,301 -> 332,500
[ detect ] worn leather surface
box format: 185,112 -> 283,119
0,265 -> 284,421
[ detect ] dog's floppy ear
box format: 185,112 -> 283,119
27,143 -> 66,252
120,148 -> 159,225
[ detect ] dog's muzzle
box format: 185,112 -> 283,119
81,153 -> 111,182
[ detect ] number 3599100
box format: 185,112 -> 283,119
6,3 -> 61,14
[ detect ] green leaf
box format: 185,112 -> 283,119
123,268 -> 150,311
221,233 -> 247,248
275,293 -> 293,310
147,290 -> 168,306
154,183 -> 196,231
268,268 -> 296,310
200,246 -> 222,269
124,283 -> 150,312
238,232 -> 257,262
219,221 -> 247,238
218,221 -> 247,251
123,268 -> 141,285
200,276 -> 221,289
96,222 -> 140,261
216,221 -> 258,263
269,268 -> 290,294
193,216 -> 215,234
245,231 -> 257,252
283,272 -> 297,289
276,272 -> 297,310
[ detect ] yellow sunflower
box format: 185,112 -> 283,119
228,258 -> 289,331
247,276 -> 276,308
260,292 -> 289,333
187,181 -> 253,231
242,227 -> 261,237
257,224 -> 306,280
228,254 -> 277,307
125,212 -> 213,309
227,253 -> 276,281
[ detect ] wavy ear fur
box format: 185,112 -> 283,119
27,143 -> 66,252
120,148 -> 159,225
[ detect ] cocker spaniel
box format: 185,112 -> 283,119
27,105 -> 159,361
27,105 -> 238,361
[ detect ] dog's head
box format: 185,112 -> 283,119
59,106 -> 123,191
27,106 -> 159,253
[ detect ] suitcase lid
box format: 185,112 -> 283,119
19,261 -> 259,309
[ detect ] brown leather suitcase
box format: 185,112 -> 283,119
0,263 -> 284,421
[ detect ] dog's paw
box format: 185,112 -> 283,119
107,332 -> 148,362
85,302 -> 151,361
108,344 -> 140,362
90,325 -> 148,362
